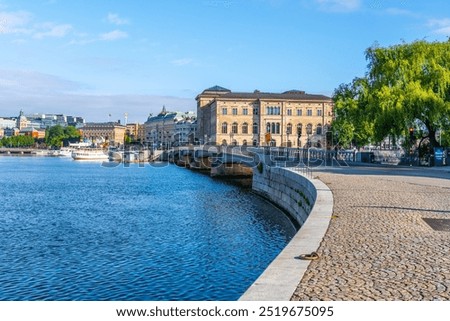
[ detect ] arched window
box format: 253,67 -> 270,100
252,139 -> 258,146
275,122 -> 280,134
306,123 -> 312,135
242,122 -> 248,134
232,122 -> 238,134
222,122 -> 228,134
316,124 -> 323,135
286,123 -> 292,135
222,139 -> 227,145
266,122 -> 271,133
297,123 -> 303,136
243,139 -> 248,146
253,123 -> 258,134
271,123 -> 276,134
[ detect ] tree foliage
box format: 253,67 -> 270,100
334,40 -> 450,147
45,125 -> 81,147
0,135 -> 35,147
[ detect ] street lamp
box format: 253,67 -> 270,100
409,127 -> 415,166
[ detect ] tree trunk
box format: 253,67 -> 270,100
424,120 -> 440,147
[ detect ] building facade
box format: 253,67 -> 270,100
80,122 -> 127,146
144,107 -> 197,148
196,86 -> 333,147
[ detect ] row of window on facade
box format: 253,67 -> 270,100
221,106 -> 324,116
221,122 -> 326,135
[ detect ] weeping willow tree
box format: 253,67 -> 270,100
333,40 -> 450,148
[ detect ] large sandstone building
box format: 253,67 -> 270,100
81,122 -> 127,146
196,86 -> 333,147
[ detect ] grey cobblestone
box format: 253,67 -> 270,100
292,170 -> 450,301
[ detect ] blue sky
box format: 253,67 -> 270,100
0,0 -> 449,122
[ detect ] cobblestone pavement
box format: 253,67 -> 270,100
291,168 -> 450,301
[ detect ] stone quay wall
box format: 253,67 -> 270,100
252,165 -> 316,226
240,164 -> 333,300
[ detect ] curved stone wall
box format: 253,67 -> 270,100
240,165 -> 333,300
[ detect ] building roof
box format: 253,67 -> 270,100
145,111 -> 186,124
197,86 -> 331,102
203,85 -> 231,93
83,122 -> 126,128
19,126 -> 43,132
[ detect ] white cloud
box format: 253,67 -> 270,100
428,18 -> 450,35
171,58 -> 193,66
0,10 -> 73,39
0,69 -> 194,122
99,29 -> 128,41
34,23 -> 73,39
106,13 -> 129,25
385,8 -> 419,18
315,0 -> 361,12
0,10 -> 33,34
0,69 -> 84,95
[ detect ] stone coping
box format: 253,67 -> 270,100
239,169 -> 333,301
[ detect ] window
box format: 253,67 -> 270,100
232,108 -> 238,115
232,122 -> 238,134
243,108 -> 248,115
222,108 -> 227,115
266,122 -> 271,133
297,123 -> 303,135
307,109 -> 312,116
243,139 -> 247,146
271,123 -> 276,134
253,122 -> 258,134
287,109 -> 292,116
297,109 -> 302,116
253,107 -> 259,115
317,109 -> 322,116
275,122 -> 280,134
286,123 -> 292,135
222,122 -> 228,134
306,123 -> 312,135
316,124 -> 323,135
242,122 -> 248,134
266,106 -> 281,115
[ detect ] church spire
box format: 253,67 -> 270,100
161,105 -> 167,115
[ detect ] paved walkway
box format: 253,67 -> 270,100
291,166 -> 450,300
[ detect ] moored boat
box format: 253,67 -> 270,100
71,149 -> 109,161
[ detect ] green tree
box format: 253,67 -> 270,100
63,126 -> 81,145
333,77 -> 374,148
0,135 -> 35,147
334,40 -> 450,147
45,125 -> 65,147
367,40 -> 450,147
45,125 -> 80,147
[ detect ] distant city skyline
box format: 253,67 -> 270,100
1,0 -> 449,123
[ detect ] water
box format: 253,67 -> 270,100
0,157 -> 296,301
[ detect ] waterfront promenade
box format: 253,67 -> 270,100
292,166 -> 450,300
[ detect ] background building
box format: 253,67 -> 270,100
196,86 -> 333,147
174,115 -> 197,146
144,106 -> 197,148
80,122 -> 127,147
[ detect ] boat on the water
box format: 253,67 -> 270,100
71,149 -> 109,161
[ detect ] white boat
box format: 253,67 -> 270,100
49,147 -> 73,157
71,149 -> 109,161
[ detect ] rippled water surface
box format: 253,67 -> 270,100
0,157 -> 295,300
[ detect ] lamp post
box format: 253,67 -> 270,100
297,126 -> 302,161
409,127 -> 414,166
